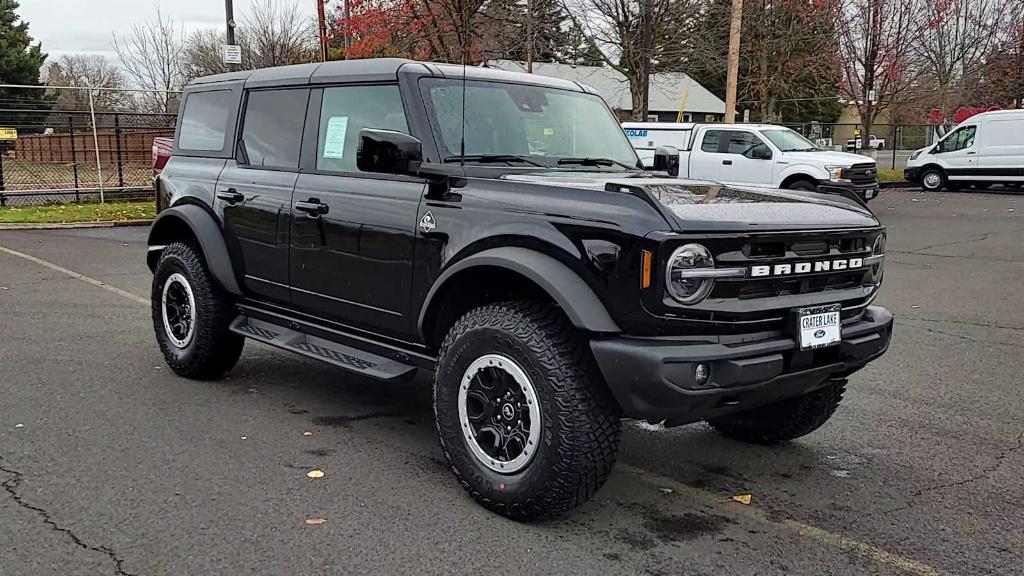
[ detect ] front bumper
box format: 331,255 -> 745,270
817,180 -> 880,202
903,167 -> 921,184
591,306 -> 893,426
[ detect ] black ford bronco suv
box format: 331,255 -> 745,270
148,59 -> 893,520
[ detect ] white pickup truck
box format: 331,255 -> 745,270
623,122 -> 880,202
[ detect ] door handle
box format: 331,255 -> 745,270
295,200 -> 329,217
217,189 -> 244,204
722,160 -> 733,165
966,151 -> 976,155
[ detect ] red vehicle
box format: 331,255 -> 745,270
152,137 -> 173,179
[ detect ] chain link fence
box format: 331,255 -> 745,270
0,85 -> 178,207
781,123 -> 938,172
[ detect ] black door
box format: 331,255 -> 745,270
216,88 -> 309,303
289,85 -> 424,338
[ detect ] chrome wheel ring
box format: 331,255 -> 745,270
161,273 -> 196,349
458,354 -> 542,474
922,171 -> 942,190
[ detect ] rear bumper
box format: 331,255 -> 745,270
590,306 -> 893,426
817,180 -> 879,202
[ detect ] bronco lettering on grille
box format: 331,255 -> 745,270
750,258 -> 864,278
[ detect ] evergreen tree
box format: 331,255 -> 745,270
0,0 -> 49,133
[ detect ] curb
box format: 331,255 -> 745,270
0,219 -> 153,231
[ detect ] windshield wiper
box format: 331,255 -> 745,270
443,154 -> 548,167
556,157 -> 638,170
786,147 -> 821,152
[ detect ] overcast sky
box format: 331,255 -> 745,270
20,0 -> 316,62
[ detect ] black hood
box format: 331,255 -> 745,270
502,173 -> 880,232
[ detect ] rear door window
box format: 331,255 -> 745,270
178,90 -> 233,151
239,89 -> 309,170
700,130 -> 723,152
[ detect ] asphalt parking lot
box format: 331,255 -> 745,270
1,190 -> 1021,576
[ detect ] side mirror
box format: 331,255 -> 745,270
653,145 -> 680,176
356,128 -> 423,175
747,143 -> 772,160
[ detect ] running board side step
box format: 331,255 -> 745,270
229,315 -> 417,381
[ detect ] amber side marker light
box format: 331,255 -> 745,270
641,250 -> 653,289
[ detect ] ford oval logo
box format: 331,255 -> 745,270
814,329 -> 826,338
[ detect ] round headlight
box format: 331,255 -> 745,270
666,243 -> 715,304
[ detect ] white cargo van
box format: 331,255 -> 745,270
904,110 -> 1024,191
623,122 -> 880,202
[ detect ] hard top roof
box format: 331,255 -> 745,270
187,58 -> 587,93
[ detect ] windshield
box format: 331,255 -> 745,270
419,78 -> 640,169
761,128 -> 820,152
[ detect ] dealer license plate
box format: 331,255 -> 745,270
798,304 -> 841,350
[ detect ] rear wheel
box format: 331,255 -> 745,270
433,301 -> 621,520
707,379 -> 846,445
919,168 -> 946,191
152,242 -> 244,379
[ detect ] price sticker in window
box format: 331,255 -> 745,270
323,116 -> 349,159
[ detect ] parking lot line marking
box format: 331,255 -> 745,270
618,464 -> 949,576
0,244 -> 948,576
0,245 -> 149,306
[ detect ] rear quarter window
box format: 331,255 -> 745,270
178,89 -> 234,152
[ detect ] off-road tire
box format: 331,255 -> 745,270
152,242 -> 244,379
707,379 -> 846,445
433,301 -> 621,521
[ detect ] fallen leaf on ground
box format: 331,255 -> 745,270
658,487 -> 674,495
305,518 -> 327,525
14,424 -> 24,428
307,469 -> 325,479
303,431 -> 313,437
732,494 -> 752,505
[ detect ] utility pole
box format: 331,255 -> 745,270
224,0 -> 237,69
343,0 -> 352,59
317,0 -> 328,61
526,0 -> 533,73
640,0 -> 653,120
724,0 -> 743,123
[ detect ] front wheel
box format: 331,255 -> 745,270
707,379 -> 846,445
152,242 -> 244,379
433,301 -> 621,520
919,168 -> 946,191
786,179 -> 818,192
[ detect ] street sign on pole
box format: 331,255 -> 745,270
223,44 -> 242,65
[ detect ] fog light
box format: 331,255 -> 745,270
694,363 -> 711,386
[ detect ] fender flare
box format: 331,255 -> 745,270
147,204 -> 243,296
779,165 -> 828,186
418,246 -> 621,340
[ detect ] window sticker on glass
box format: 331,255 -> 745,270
323,116 -> 349,159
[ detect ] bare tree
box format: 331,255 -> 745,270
563,0 -> 701,120
181,0 -> 319,82
835,0 -> 919,148
908,0 -> 1010,112
44,54 -> 126,111
735,0 -> 842,122
112,4 -> 185,113
242,0 -> 318,68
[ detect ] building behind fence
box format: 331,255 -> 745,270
0,85 -> 178,206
